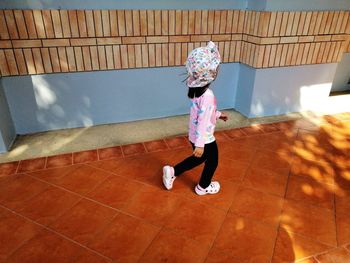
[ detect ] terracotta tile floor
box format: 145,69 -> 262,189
1,112 -> 350,263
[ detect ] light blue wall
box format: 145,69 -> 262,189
0,0 -> 246,10
0,135 -> 5,153
3,0 -> 349,10
264,0 -> 350,11
0,79 -> 16,153
246,0 -> 267,11
12,61 -> 336,123
235,63 -> 342,118
235,64 -> 256,117
331,53 -> 350,93
3,64 -> 239,134
247,63 -> 338,117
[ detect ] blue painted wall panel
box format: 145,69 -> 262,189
0,80 -> 16,153
0,136 -> 5,153
265,0 -> 350,11
246,0 -> 267,11
3,64 -> 238,134
3,0 -> 349,10
331,53 -> 350,92
0,0 -> 246,10
235,64 -> 256,117
249,63 -> 338,117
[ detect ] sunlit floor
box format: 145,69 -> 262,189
0,112 -> 349,262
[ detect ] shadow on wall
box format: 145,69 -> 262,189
3,67 -> 196,135
2,63 -> 237,135
31,75 -> 94,128
16,0 -> 247,9
4,74 -> 95,133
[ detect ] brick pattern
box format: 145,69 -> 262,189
0,9 -> 349,76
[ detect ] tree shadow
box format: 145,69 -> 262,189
274,112 -> 350,262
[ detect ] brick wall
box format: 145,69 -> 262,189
0,9 -> 349,76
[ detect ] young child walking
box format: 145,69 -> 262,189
163,41 -> 228,195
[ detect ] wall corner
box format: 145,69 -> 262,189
0,78 -> 16,153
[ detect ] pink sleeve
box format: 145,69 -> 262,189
194,95 -> 215,148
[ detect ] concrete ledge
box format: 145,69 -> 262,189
0,108 -> 312,163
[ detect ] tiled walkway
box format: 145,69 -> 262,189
0,113 -> 350,263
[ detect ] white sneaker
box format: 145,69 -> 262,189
163,166 -> 176,190
195,181 -> 220,195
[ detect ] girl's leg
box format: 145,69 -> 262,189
198,141 -> 218,188
174,143 -> 207,176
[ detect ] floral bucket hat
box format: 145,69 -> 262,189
185,41 -> 221,88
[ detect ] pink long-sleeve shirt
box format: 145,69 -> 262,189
188,88 -> 221,148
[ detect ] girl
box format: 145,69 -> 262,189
163,41 -> 228,195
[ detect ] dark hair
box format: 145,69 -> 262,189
187,84 -> 210,99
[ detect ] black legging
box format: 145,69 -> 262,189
174,141 -> 218,188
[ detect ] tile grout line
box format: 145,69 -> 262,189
81,133 -> 306,236
144,139 -> 170,153
282,127 -> 299,201
25,169 -> 179,230
269,211 -> 284,263
0,203 -> 116,263
162,137 -> 171,149
83,154 -> 244,215
277,221 -> 340,248
269,134 -> 294,262
344,244 -> 350,252
81,192 -> 226,261
271,127 -> 299,262
276,132 -> 343,250
84,155 -> 232,214
198,132 -> 263,262
312,246 -> 347,262
202,209 -> 235,262
44,156 -> 48,169
2,122 -> 294,166
157,193 -> 229,262
3,125 -> 340,199
29,163 -> 113,198
2,118 -> 348,262
96,148 -> 102,161
226,136 -> 284,263
294,256 -> 319,263
0,207 -> 53,262
136,225 -> 163,263
14,160 -> 20,174
333,178 -> 340,248
69,152 -> 73,166
141,141 -> 148,154
75,212 -> 121,263
1,177 -> 348,256
83,161 -> 164,189
14,171 -> 179,261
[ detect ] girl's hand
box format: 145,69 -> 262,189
219,113 -> 228,122
193,147 -> 204,158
